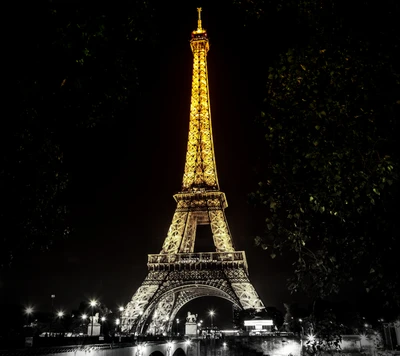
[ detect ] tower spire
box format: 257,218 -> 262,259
183,8 -> 218,192
197,7 -> 203,32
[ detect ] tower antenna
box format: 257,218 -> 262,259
197,7 -> 202,31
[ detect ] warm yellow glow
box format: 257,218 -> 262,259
196,7 -> 203,32
90,300 -> 97,307
183,9 -> 218,191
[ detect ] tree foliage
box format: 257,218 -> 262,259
235,0 -> 400,306
1,2 -> 155,269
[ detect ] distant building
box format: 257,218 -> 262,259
244,316 -> 274,336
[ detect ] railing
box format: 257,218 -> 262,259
147,251 -> 248,272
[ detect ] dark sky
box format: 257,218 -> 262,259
2,1 -> 310,328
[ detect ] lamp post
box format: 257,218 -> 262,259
82,314 -> 88,333
119,307 -> 124,333
89,300 -> 97,336
299,318 -> 304,337
209,310 -> 215,328
57,311 -> 64,334
101,316 -> 106,335
24,306 -> 34,326
50,295 -> 55,334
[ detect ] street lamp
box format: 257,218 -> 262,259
101,316 -> 106,335
209,310 -> 215,328
119,307 -> 124,333
89,300 -> 97,336
299,318 -> 304,336
24,306 -> 34,326
81,313 -> 87,333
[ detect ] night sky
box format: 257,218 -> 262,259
2,1 -> 315,328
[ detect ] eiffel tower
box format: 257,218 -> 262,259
122,8 -> 265,335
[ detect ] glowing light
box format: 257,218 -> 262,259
119,306 -> 124,312
167,342 -> 173,348
57,311 -> 64,318
185,339 -> 192,346
101,317 -> 106,322
116,318 -> 120,325
24,306 -> 34,315
209,310 -> 215,317
307,333 -> 316,342
82,314 -> 87,320
223,342 -> 227,347
90,300 -> 97,307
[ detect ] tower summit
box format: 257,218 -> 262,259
183,6 -> 217,192
122,10 -> 265,336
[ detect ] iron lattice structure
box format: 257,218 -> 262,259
122,8 -> 265,335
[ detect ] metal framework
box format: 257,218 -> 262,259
122,8 -> 265,335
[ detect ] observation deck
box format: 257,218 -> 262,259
148,251 -> 248,273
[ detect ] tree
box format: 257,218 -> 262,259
1,2 -> 155,269
234,0 -> 400,306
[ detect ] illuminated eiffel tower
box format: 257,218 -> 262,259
122,8 -> 265,335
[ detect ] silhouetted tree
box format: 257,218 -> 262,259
235,0 -> 400,308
